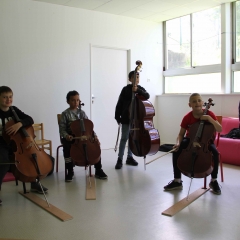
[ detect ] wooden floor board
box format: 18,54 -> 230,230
19,191 -> 73,221
86,175 -> 96,200
162,188 -> 210,217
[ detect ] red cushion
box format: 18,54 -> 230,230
221,117 -> 239,135
3,172 -> 15,182
218,138 -> 240,165
217,117 -> 240,166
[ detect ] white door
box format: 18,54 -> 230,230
91,46 -> 128,149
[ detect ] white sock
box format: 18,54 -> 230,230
211,178 -> 217,182
174,178 -> 181,183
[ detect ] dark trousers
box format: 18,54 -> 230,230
0,144 -> 11,187
173,138 -> 219,179
62,138 -> 102,171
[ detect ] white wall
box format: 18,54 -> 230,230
157,94 -> 240,145
0,0 -> 163,155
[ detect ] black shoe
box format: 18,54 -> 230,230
31,182 -> 48,194
0,199 -> 2,205
95,169 -> 108,179
209,180 -> 221,195
65,172 -> 73,182
164,180 -> 183,191
65,168 -> 74,182
115,158 -> 123,169
126,157 -> 138,166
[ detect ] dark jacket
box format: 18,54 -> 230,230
0,106 -> 34,145
115,84 -> 150,124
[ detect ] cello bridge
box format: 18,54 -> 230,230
26,142 -> 34,149
79,136 -> 88,141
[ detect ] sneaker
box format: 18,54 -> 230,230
95,169 -> 108,179
126,157 -> 138,166
31,182 -> 48,194
115,158 -> 123,169
164,180 -> 183,191
209,180 -> 221,195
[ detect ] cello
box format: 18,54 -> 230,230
3,107 -> 53,184
177,98 -> 215,179
70,103 -> 101,167
128,61 -> 160,158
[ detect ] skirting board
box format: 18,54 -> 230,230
0,239 -> 30,240
162,188 -> 210,217
19,191 -> 73,221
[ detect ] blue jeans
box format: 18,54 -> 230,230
118,124 -> 133,160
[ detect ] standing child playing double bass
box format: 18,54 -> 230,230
114,71 -> 150,169
164,93 -> 222,195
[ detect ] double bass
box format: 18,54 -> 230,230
70,103 -> 101,167
128,61 -> 160,158
3,107 -> 53,183
177,98 -> 215,178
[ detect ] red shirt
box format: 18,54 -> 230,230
181,110 -> 217,137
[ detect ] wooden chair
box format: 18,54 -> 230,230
216,116 -> 224,182
56,114 -> 67,178
32,123 -> 52,156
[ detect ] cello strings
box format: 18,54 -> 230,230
38,181 -> 50,207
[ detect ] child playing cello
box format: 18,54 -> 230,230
164,93 -> 222,195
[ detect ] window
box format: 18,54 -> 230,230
164,6 -> 221,94
192,7 -> 221,66
166,16 -> 190,69
165,6 -> 221,70
233,71 -> 240,92
236,1 -> 240,62
233,1 -> 240,93
165,73 -> 221,94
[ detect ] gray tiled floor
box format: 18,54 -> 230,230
0,149 -> 240,240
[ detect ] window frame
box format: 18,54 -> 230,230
232,1 -> 240,93
163,5 -> 224,94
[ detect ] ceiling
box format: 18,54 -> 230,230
33,0 -> 236,22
